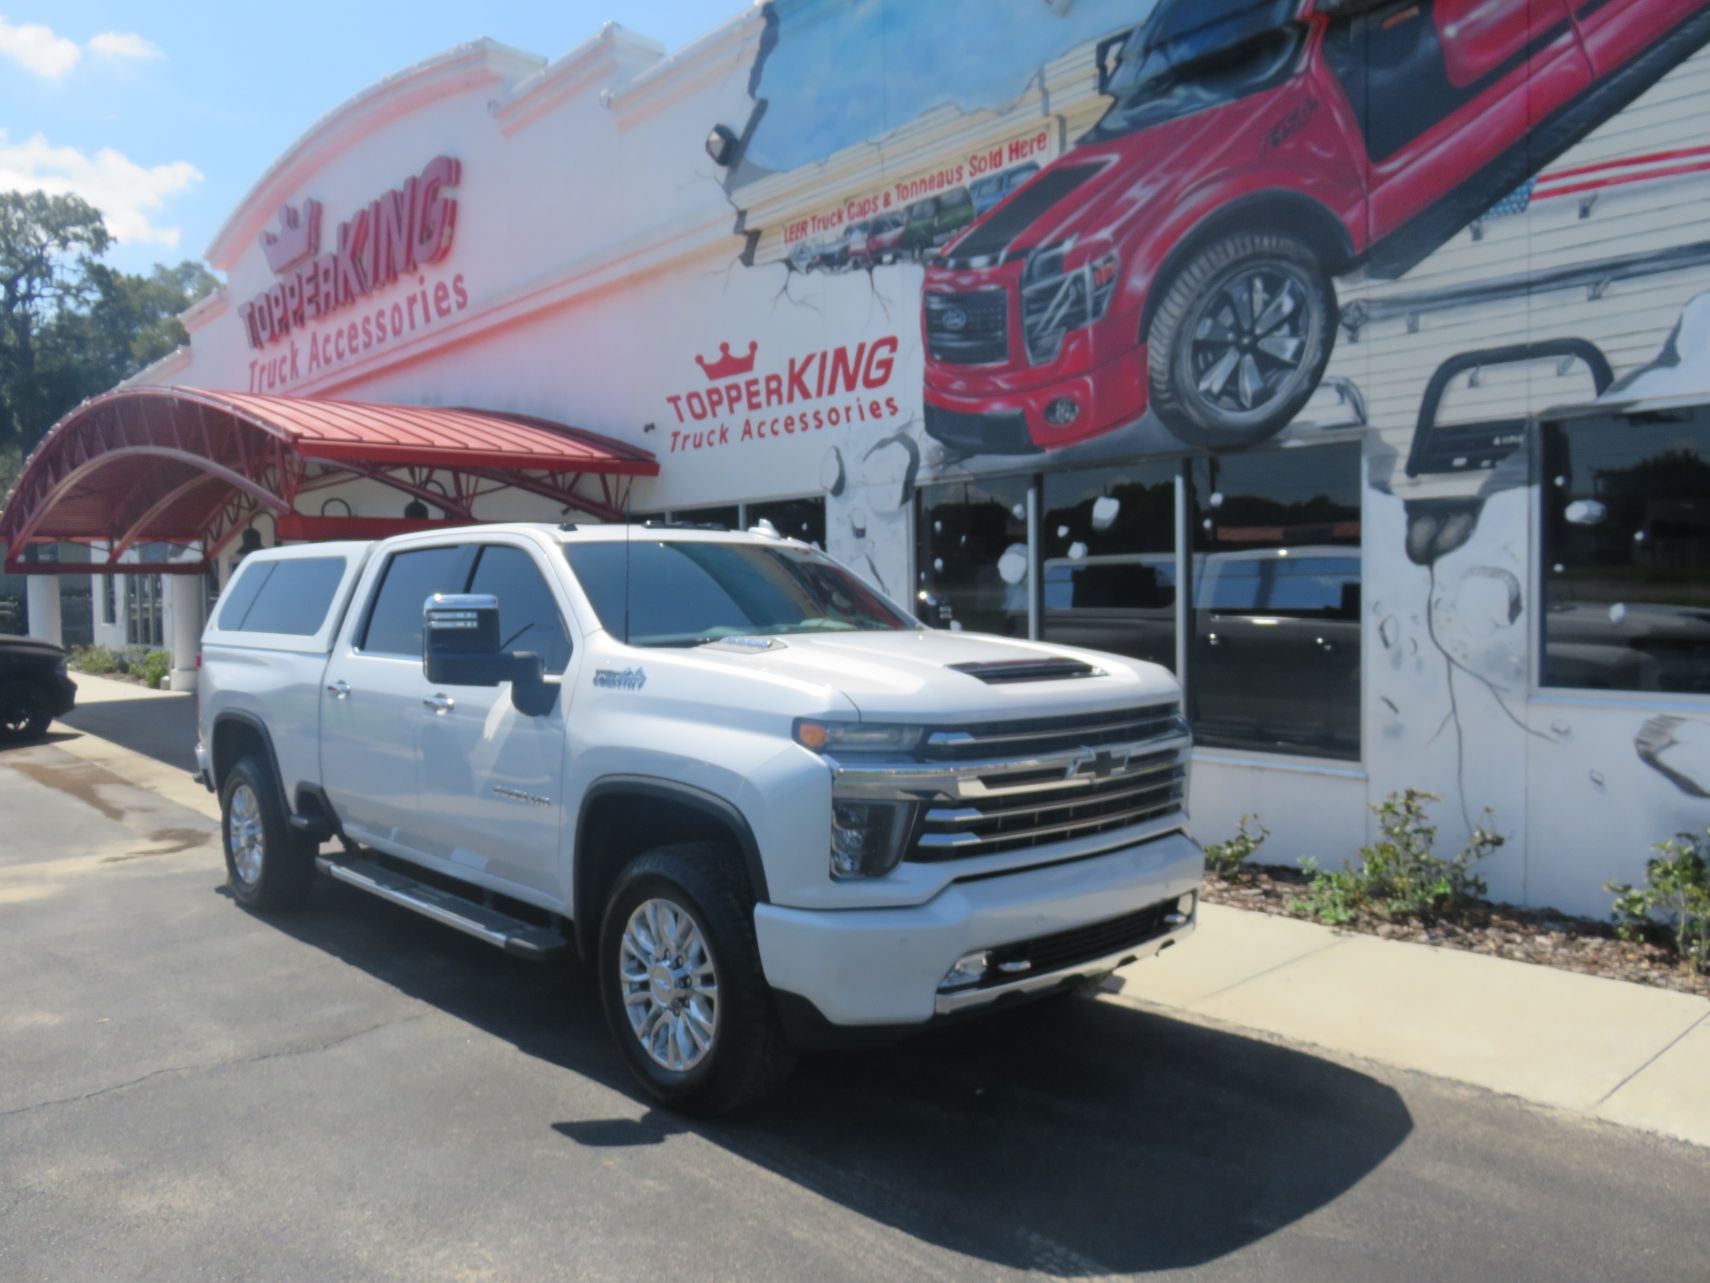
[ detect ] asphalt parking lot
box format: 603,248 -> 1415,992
3,733 -> 1709,1282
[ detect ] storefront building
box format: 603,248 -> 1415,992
3,0 -> 1708,915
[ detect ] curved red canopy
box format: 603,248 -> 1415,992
0,386 -> 658,573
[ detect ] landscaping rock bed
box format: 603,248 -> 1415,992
1204,864 -> 1709,998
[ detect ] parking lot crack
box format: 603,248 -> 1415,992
0,1012 -> 430,1121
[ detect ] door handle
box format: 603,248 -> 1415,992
327,680 -> 350,699
423,692 -> 455,714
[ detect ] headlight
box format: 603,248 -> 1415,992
830,799 -> 915,879
1022,241 -> 1070,286
1022,247 -> 1120,364
793,718 -> 923,756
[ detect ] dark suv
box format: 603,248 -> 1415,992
0,636 -> 77,744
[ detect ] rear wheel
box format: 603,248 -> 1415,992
221,754 -> 315,912
599,842 -> 795,1115
0,679 -> 52,745
1147,229 -> 1337,449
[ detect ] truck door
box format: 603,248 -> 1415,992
414,542 -> 573,901
1318,0 -> 1587,250
321,543 -> 476,858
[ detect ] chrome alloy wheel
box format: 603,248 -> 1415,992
227,782 -> 265,886
619,897 -> 720,1073
1187,263 -> 1317,416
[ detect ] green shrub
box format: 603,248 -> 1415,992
1607,829 -> 1710,975
69,643 -> 120,675
1292,789 -> 1501,924
1204,814 -> 1268,879
135,650 -> 172,690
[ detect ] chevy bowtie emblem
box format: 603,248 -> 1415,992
1067,747 -> 1129,781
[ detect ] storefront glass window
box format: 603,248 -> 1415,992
1541,409 -> 1710,694
1189,444 -> 1362,760
917,476 -> 1031,636
1040,462 -> 1178,671
747,496 -> 826,547
672,504 -> 741,529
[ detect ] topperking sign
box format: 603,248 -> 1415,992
238,155 -> 463,353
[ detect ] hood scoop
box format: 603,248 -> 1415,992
948,657 -> 1102,684
940,164 -> 1101,263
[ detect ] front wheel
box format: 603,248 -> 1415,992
1147,230 -> 1338,449
0,679 -> 53,745
598,843 -> 795,1115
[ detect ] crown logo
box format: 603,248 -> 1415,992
695,340 -> 758,381
261,199 -> 323,275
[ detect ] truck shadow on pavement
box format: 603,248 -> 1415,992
254,877 -> 1414,1276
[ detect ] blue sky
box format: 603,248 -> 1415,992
0,1 -> 724,275
745,0 -> 1145,175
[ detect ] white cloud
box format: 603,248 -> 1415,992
0,131 -> 201,246
0,16 -> 80,78
89,31 -> 162,61
0,18 -> 165,79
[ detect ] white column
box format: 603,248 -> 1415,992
25,576 -> 62,647
166,574 -> 203,691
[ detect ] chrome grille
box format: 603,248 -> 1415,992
912,747 -> 1186,860
922,703 -> 1183,761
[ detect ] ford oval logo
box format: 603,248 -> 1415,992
942,307 -> 968,332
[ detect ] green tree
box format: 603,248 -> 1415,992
0,191 -> 111,452
0,191 -> 218,464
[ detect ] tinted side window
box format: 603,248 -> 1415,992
237,557 -> 349,635
361,545 -> 476,657
216,561 -> 275,630
467,545 -> 572,673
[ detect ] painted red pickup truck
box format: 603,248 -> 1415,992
922,0 -> 1710,454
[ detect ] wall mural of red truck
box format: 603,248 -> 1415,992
920,0 -> 1710,457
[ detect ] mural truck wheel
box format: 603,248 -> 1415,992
1148,230 -> 1337,449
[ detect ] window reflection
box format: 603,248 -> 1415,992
747,496 -> 826,548
1040,462 -> 1177,670
1190,445 -> 1362,760
1541,411 -> 1710,693
918,476 -> 1031,635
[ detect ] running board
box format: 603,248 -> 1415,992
315,854 -> 568,962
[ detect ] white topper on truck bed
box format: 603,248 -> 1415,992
196,522 -> 1202,1112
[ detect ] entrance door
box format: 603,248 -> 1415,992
414,542 -> 574,901
321,542 -> 476,857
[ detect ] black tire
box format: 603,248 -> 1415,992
220,754 -> 316,912
0,679 -> 53,745
1147,229 -> 1338,449
598,842 -> 796,1115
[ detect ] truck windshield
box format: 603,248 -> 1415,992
1085,14 -> 1303,142
565,539 -> 914,647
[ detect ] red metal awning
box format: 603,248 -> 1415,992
0,386 -> 658,573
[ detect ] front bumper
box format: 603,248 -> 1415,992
51,673 -> 77,716
193,740 -> 212,790
753,828 -> 1202,1027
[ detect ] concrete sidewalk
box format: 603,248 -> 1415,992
46,676 -> 1710,1150
1110,904 -> 1710,1148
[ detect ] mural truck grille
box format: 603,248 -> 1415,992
925,290 -> 1009,364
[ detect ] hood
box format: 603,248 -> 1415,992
938,111 -> 1232,267
676,629 -> 1178,723
0,636 -> 66,662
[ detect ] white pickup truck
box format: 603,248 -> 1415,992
196,522 -> 1201,1112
